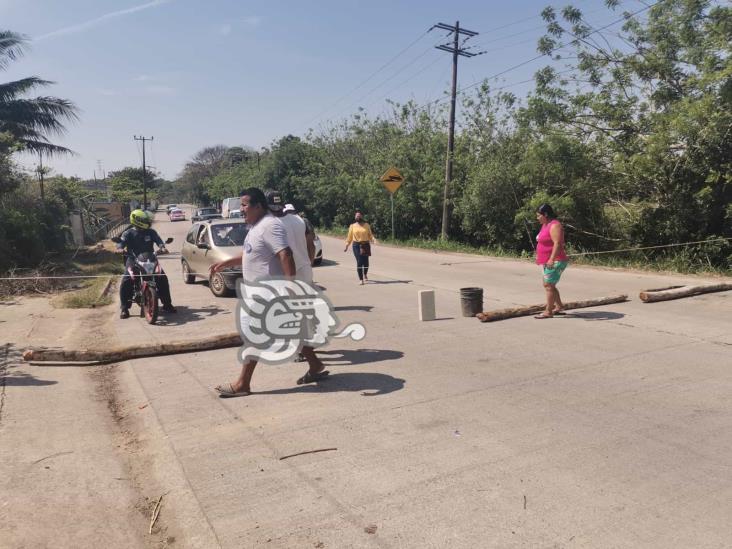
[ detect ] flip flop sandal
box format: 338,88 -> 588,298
215,383 -> 251,398
296,370 -> 330,385
534,314 -> 553,319
553,310 -> 567,315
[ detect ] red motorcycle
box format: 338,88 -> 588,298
113,236 -> 173,324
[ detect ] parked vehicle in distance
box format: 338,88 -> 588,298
166,204 -> 178,214
221,197 -> 241,218
228,210 -> 242,218
181,219 -> 248,297
191,207 -> 222,222
169,208 -> 185,222
312,232 -> 323,266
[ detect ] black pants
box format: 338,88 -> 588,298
119,260 -> 172,310
352,243 -> 369,280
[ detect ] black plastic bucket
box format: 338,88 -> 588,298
460,287 -> 483,317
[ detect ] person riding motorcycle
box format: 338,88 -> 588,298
116,209 -> 176,319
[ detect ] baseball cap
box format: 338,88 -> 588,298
283,203 -> 295,213
265,189 -> 284,212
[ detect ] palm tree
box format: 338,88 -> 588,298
0,30 -> 79,156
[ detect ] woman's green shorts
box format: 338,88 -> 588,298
542,260 -> 568,285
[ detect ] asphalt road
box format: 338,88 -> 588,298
6,205 -> 728,548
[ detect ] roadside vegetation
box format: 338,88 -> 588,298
1,244 -> 119,303
1,2 -> 731,282
172,1 -> 731,275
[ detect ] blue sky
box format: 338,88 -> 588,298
2,0 -> 625,180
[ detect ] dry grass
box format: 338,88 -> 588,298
0,243 -> 121,307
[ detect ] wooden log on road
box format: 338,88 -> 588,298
476,294 -> 629,322
23,332 -> 242,365
639,283 -> 732,303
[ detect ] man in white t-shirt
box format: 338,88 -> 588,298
210,187 -> 328,397
265,192 -> 314,282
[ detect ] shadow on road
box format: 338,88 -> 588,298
367,280 -> 412,285
316,259 -> 340,267
155,304 -> 228,326
3,371 -> 58,387
316,348 -> 403,366
562,311 -> 625,321
2,343 -> 58,389
254,372 -> 405,397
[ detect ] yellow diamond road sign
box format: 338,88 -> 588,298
380,167 -> 404,194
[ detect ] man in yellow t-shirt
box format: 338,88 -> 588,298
344,211 -> 376,284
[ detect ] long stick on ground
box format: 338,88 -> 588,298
23,332 -> 242,365
639,283 -> 732,303
279,448 -> 338,461
476,294 -> 628,322
149,495 -> 163,535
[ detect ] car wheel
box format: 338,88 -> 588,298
209,272 -> 233,297
182,260 -> 195,284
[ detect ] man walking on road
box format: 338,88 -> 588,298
209,187 -> 328,398
266,193 -> 315,280
267,193 -> 316,362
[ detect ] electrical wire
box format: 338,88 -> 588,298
3,237 -> 728,280
299,29 -> 433,131
424,1 -> 660,111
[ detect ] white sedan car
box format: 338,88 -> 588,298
169,208 -> 185,222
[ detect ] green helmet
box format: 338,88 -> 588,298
130,209 -> 151,229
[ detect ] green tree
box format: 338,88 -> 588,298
0,31 -> 79,155
108,167 -> 161,204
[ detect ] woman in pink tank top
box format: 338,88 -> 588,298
535,204 -> 569,319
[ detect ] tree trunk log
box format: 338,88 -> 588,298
639,283 -> 732,303
476,294 -> 629,322
23,332 -> 242,365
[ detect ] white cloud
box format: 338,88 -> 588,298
35,0 -> 173,41
144,85 -> 176,96
217,16 -> 261,36
241,16 -> 262,27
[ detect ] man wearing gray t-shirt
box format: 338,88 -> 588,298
210,187 -> 328,398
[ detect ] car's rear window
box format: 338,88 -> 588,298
200,208 -> 218,215
211,223 -> 247,246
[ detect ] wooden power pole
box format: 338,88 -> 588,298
431,21 -> 480,240
134,135 -> 153,210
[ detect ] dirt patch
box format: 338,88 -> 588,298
79,307 -> 181,548
0,343 -> 25,425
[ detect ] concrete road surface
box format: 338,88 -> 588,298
3,204 -> 731,548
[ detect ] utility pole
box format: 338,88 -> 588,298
37,150 -> 45,202
431,21 -> 480,240
134,135 -> 153,210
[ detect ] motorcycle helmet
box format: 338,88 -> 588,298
130,209 -> 151,229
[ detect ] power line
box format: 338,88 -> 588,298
299,29 -> 432,131
318,35 -> 453,128
425,1 -> 659,111
361,55 -> 446,114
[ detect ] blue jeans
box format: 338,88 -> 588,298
352,243 -> 369,280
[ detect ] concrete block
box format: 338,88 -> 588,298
418,290 -> 436,321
